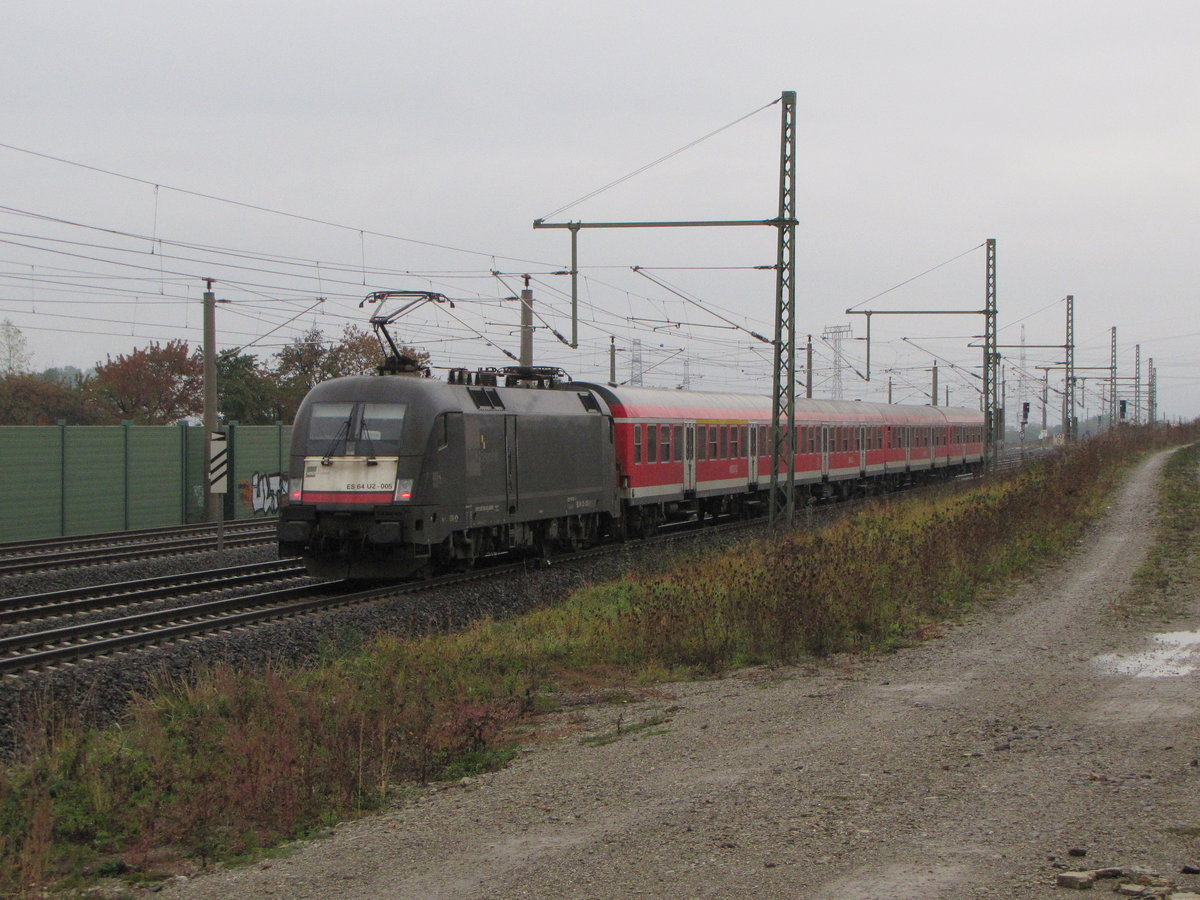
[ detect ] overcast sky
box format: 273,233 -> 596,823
2,0 -> 1196,423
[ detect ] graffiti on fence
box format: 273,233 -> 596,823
243,471 -> 290,515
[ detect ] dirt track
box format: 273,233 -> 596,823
162,449 -> 1200,899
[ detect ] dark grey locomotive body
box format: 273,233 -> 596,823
278,376 -> 618,578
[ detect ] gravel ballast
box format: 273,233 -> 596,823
149,448 -> 1200,899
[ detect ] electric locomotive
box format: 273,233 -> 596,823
277,368 -> 619,579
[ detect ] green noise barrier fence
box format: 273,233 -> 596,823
0,422 -> 292,542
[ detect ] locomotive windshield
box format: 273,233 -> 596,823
307,401 -> 407,456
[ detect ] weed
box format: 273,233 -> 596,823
580,714 -> 670,746
1114,443 -> 1200,619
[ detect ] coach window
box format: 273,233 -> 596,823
672,425 -> 683,462
634,424 -> 642,464
697,425 -> 706,461
708,426 -> 718,459
647,424 -> 657,463
661,425 -> 671,462
730,425 -> 740,459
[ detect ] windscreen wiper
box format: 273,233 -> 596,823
358,418 -> 379,466
321,417 -> 353,466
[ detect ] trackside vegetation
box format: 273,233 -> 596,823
1,425 -> 1194,895
1115,440 -> 1200,618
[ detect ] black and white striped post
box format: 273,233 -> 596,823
209,431 -> 228,551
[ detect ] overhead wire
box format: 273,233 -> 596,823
537,96 -> 780,222
844,243 -> 984,314
0,143 -> 558,268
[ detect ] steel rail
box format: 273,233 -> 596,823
0,518 -> 277,556
0,560 -> 308,625
0,530 -> 279,576
0,582 -> 347,675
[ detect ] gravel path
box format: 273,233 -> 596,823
161,449 -> 1200,899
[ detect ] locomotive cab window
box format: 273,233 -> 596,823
307,401 -> 407,456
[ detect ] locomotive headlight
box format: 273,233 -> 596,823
394,478 -> 414,501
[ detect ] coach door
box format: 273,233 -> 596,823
820,425 -> 830,478
504,415 -> 519,514
747,425 -> 759,487
682,423 -> 697,495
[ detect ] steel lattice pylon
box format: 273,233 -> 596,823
1065,294 -> 1076,439
768,91 -> 797,525
983,239 -> 1000,465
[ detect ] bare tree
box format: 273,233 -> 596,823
0,319 -> 31,377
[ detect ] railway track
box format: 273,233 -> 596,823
0,518 -> 279,576
0,514 -> 756,677
0,471 -> 1007,679
0,559 -> 309,627
0,558 -> 544,677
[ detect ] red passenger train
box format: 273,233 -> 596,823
581,383 -> 985,533
279,369 -> 985,578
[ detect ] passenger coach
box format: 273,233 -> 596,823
575,383 -> 985,532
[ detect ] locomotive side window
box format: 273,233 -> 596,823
577,391 -> 602,413
647,424 -> 658,463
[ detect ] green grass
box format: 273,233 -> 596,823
1113,441 -> 1200,619
580,714 -> 671,747
0,424 -> 1194,897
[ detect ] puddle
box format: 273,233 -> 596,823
1095,631 -> 1200,677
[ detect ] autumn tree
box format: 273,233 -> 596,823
0,374 -> 102,424
88,339 -> 203,424
325,324 -> 386,377
271,323 -> 428,422
217,350 -> 278,425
